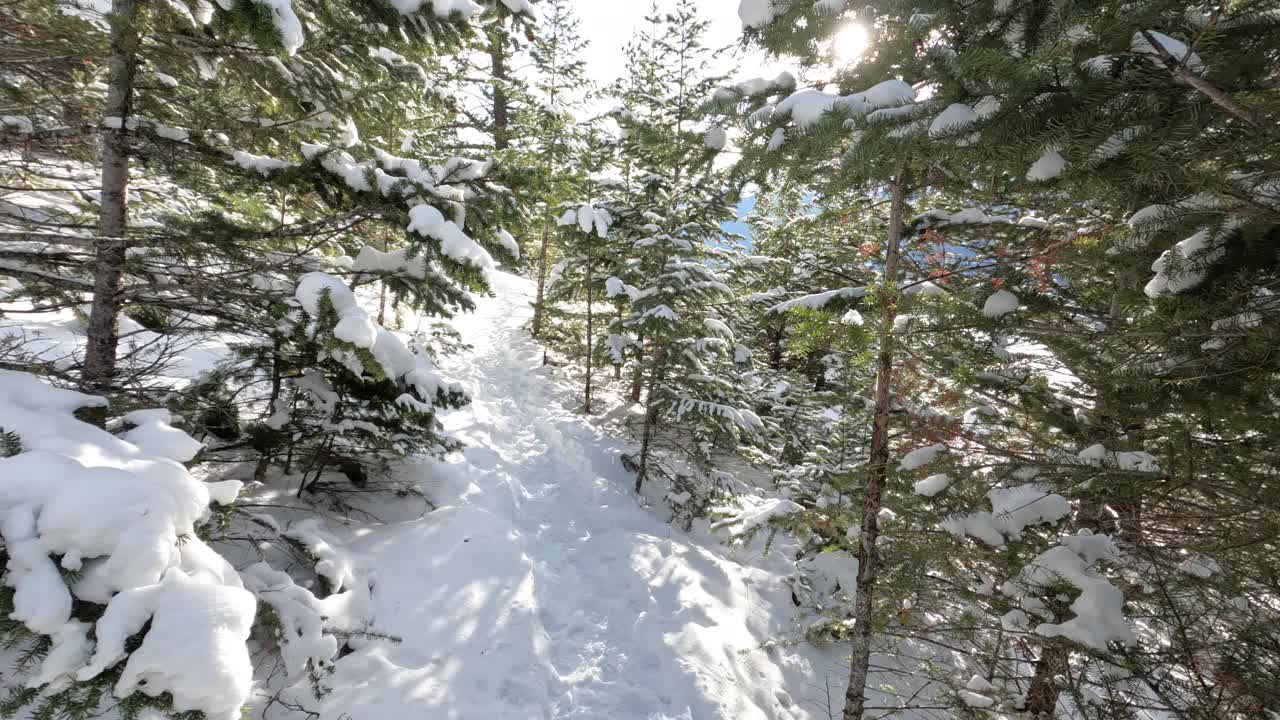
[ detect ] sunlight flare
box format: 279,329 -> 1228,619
833,22 -> 870,65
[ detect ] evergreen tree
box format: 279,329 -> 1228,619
729,0 -> 1280,716
601,1 -> 760,522
543,199 -> 616,412
2,0 -> 532,480
524,0 -> 597,338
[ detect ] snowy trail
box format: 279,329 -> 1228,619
319,272 -> 830,720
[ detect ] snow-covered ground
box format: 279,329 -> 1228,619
2,270 -> 860,720
309,272 -> 847,720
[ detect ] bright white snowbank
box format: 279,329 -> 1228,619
982,289 -> 1019,318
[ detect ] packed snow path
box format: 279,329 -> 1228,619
319,273 -> 828,720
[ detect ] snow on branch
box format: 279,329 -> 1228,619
0,370 -> 254,718
768,286 -> 866,313
940,484 -> 1070,547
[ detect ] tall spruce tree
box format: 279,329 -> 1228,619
543,198 -> 617,412
521,0 -> 597,338
2,0 -> 533,480
729,0 -> 1280,716
601,0 -> 760,522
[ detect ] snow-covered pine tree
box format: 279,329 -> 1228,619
0,3 -> 538,718
720,17 -> 945,715
889,3 -> 1280,714
0,0 -> 529,383
1,0 -> 533,485
876,3 -> 1278,715
600,0 -> 761,523
731,0 -> 1279,716
523,0 -> 598,338
724,189 -> 872,499
543,199 -> 616,412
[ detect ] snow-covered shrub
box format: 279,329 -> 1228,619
0,371 -> 369,720
231,272 -> 468,495
0,371 -> 254,720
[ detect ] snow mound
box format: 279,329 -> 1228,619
1022,540 -> 1134,650
738,0 -> 777,28
928,103 -> 979,136
769,286 -> 866,313
122,408 -> 204,462
76,569 -> 255,720
408,204 -> 495,270
1026,146 -> 1066,181
914,473 -> 951,497
775,80 -> 914,129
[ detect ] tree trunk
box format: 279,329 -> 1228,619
614,305 -> 623,380
1024,640 -> 1069,718
490,24 -> 510,151
768,321 -> 785,370
532,224 -> 551,337
634,348 -> 665,493
843,175 -> 906,720
253,336 -> 285,483
81,0 -> 141,405
584,256 -> 594,413
629,334 -> 645,403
